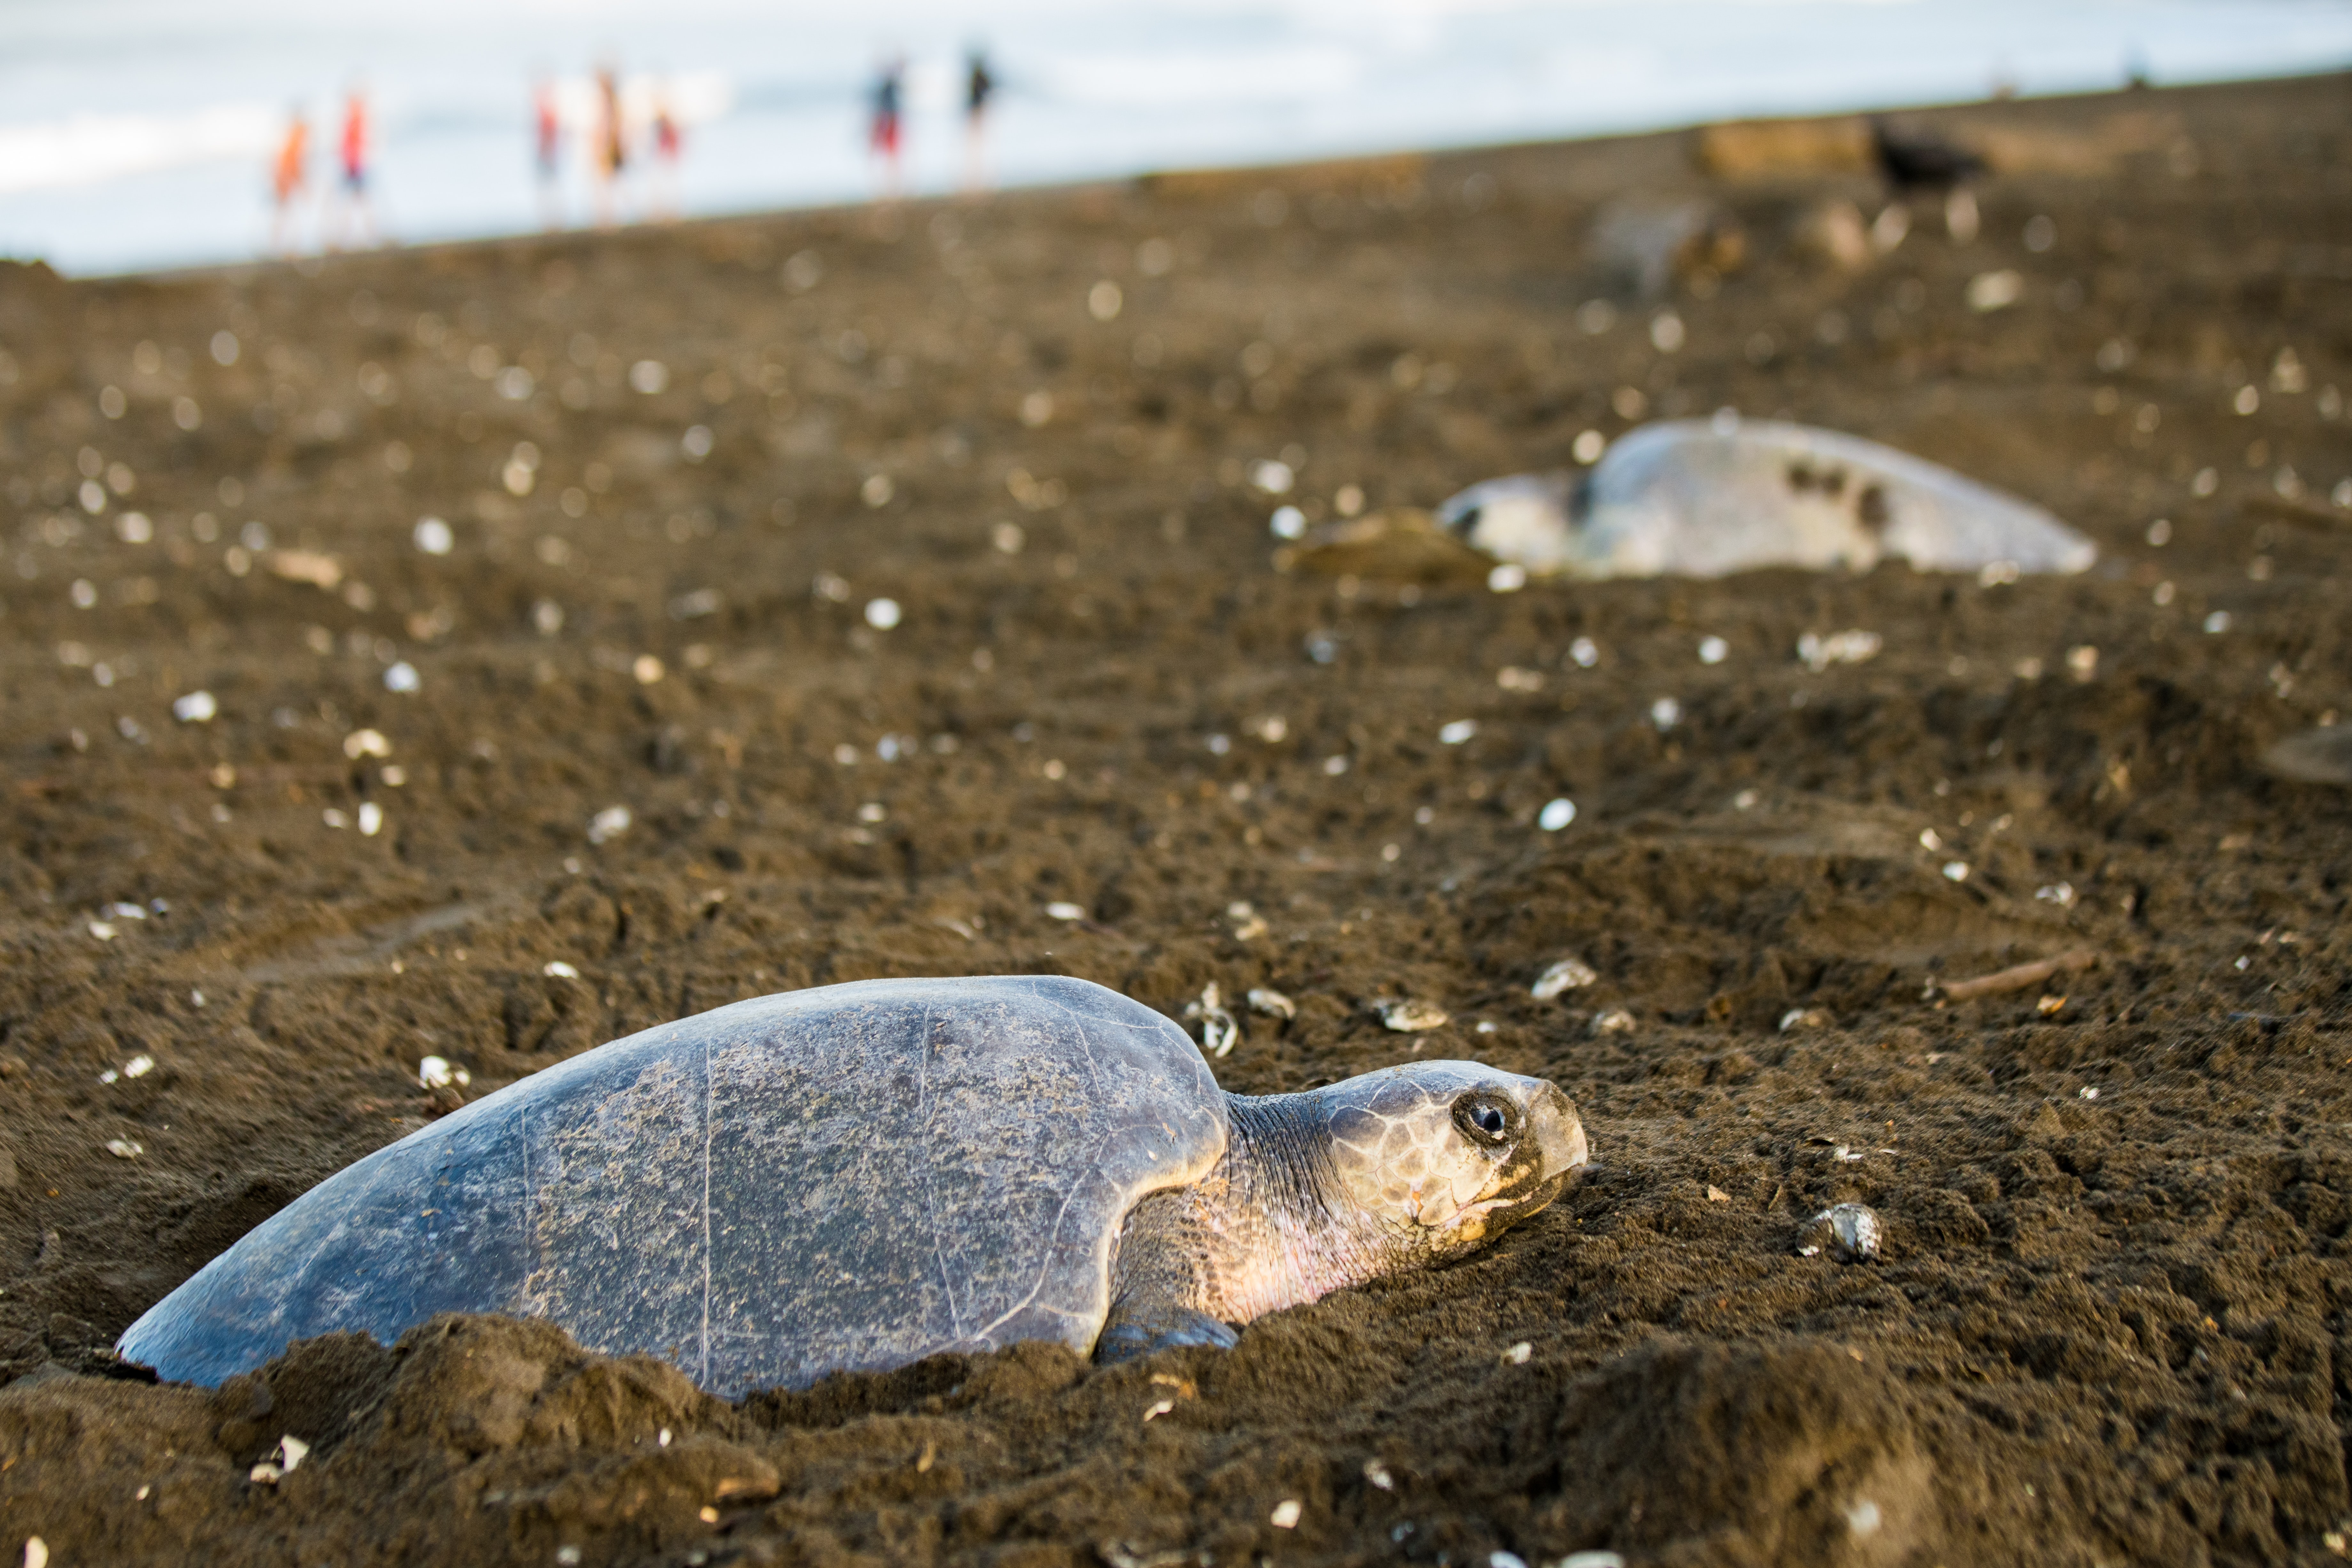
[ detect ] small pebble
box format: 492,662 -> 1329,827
543,961 -> 580,979
1501,1341 -> 1531,1365
124,1054 -> 154,1078
106,1139 -> 142,1158
1531,957 -> 1597,998
1044,901 -> 1085,922
588,806 -> 632,845
383,661 -> 421,693
24,1538 -> 46,1568
1492,1554 -> 1529,1568
864,598 -> 902,630
1591,1009 -> 1636,1034
1269,1499 -> 1302,1529
171,690 -> 217,723
343,728 -> 391,760
414,517 -> 454,555
1558,1555 -> 1626,1568
1537,798 -> 1576,831
1487,563 -> 1527,593
1439,720 -> 1477,745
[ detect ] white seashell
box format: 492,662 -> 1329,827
1377,999 -> 1449,1033
1246,988 -> 1295,1020
418,1056 -> 471,1091
1805,1202 -> 1883,1262
1531,958 -> 1598,999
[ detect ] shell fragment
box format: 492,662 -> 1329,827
1377,998 -> 1449,1032
1531,958 -> 1598,999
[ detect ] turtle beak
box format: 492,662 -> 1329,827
1525,1082 -> 1589,1186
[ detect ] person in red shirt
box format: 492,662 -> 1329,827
332,85 -> 380,248
534,75 -> 563,229
649,87 -> 682,221
870,55 -> 905,201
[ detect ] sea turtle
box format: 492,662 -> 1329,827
118,975 -> 1586,1397
2263,725 -> 2352,786
1438,418 -> 2096,580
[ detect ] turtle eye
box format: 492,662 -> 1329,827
1451,1093 -> 1517,1147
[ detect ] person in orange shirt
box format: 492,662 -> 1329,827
269,107 -> 308,255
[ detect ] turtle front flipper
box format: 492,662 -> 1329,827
1095,1303 -> 1238,1363
1096,1187 -> 1240,1363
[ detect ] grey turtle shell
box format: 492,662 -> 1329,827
118,976 -> 1229,1397
1439,419 -> 2096,580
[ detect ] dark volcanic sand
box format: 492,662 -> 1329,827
4,72 -> 2352,1568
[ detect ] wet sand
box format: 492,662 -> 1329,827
2,71 -> 2351,1568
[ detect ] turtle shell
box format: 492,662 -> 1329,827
118,976 -> 1229,1397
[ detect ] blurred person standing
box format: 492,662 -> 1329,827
269,106 -> 309,256
593,64 -> 628,226
331,84 -> 380,249
869,55 -> 905,200
963,46 -> 996,193
649,87 -> 682,221
534,75 -> 564,228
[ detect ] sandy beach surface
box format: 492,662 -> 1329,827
2,71 -> 2350,1567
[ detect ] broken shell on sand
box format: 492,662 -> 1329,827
1803,1203 -> 1884,1263
1376,998 -> 1449,1032
1531,957 -> 1599,998
1246,987 -> 1297,1020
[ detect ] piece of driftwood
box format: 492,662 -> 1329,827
1936,949 -> 2098,1004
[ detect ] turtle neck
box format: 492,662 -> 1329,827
1188,1089 -> 1394,1323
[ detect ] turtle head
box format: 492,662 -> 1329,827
1316,1061 -> 1587,1264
